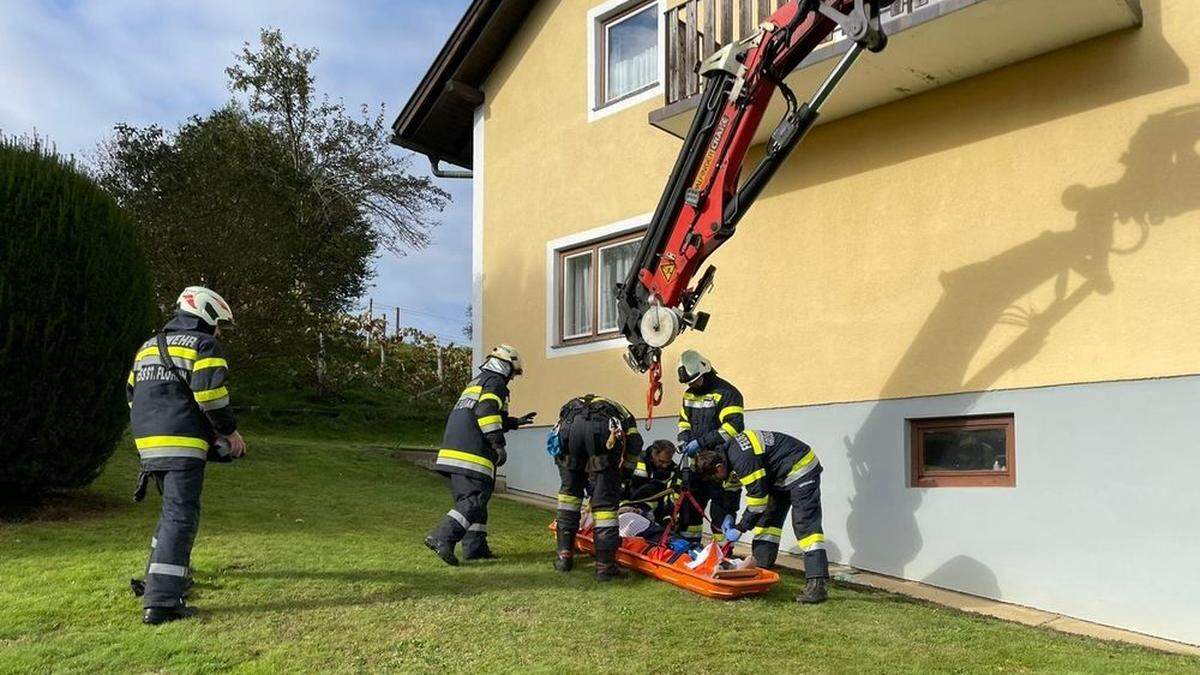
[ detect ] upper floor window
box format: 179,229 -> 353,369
589,0 -> 662,120
557,231 -> 643,345
603,2 -> 659,104
909,414 -> 1016,488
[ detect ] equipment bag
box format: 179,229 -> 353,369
546,424 -> 563,457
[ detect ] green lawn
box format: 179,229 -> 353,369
1,429 -> 1195,673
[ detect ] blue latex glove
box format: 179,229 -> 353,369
723,526 -> 742,543
668,537 -> 691,554
682,439 -> 701,457
721,515 -> 735,531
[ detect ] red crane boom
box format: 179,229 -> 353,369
615,0 -> 892,420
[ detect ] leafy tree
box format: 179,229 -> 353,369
225,28 -> 446,255
94,29 -> 448,383
0,136 -> 155,503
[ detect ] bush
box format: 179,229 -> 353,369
0,138 -> 155,503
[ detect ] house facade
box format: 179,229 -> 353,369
394,0 -> 1200,646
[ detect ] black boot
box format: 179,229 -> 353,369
554,552 -> 574,572
595,562 -> 627,582
464,545 -> 499,561
796,577 -> 828,604
594,549 -> 626,582
424,536 -> 459,567
142,604 -> 197,625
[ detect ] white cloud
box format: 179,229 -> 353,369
0,0 -> 474,338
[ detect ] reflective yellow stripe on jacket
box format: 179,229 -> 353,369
135,346 -> 199,362
134,435 -> 208,461
739,468 -> 766,485
436,449 -> 495,472
193,357 -> 228,371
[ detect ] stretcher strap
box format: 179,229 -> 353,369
655,489 -> 731,559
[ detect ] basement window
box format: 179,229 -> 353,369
556,231 -> 643,346
909,414 -> 1015,488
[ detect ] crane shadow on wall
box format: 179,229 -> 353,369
841,103 -> 1200,596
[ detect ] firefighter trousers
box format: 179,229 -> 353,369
556,464 -> 622,563
750,470 -> 828,578
142,465 -> 205,608
431,472 -> 494,558
679,475 -> 742,544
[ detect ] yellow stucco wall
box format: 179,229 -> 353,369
480,0 -> 1200,418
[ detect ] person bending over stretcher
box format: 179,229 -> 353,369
694,430 -> 829,604
626,440 -> 679,510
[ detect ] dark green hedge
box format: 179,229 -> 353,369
0,139 -> 154,502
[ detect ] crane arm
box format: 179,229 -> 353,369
615,0 -> 891,418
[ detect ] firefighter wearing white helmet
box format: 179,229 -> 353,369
176,286 -> 234,326
426,344 -> 535,565
124,285 -> 246,625
675,349 -> 746,547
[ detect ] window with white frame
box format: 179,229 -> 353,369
557,231 -> 643,345
594,0 -> 660,111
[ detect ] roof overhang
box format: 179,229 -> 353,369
650,0 -> 1144,141
390,0 -> 538,171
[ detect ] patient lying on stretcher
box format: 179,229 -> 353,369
616,497 -> 758,575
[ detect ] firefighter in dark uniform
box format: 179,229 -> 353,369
626,439 -> 680,523
694,429 -> 829,604
425,345 -> 534,565
126,286 -> 245,624
552,394 -> 641,581
675,350 -> 745,547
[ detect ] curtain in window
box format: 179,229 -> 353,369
564,254 -> 594,338
599,240 -> 639,331
606,6 -> 658,101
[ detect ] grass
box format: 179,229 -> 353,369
1,428 -> 1196,673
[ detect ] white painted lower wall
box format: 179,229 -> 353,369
500,375 -> 1200,646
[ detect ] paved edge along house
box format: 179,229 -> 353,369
393,0 -> 1200,646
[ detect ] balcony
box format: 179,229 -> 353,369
651,0 -> 1144,140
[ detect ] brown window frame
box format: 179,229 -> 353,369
596,0 -> 661,110
556,230 -> 645,347
909,414 -> 1016,488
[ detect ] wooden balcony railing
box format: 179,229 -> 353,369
663,0 -> 934,105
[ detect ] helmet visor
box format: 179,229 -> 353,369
678,364 -> 701,384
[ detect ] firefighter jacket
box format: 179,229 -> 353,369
126,312 -> 237,469
726,430 -> 820,532
630,454 -> 677,490
677,374 -> 745,452
555,395 -> 642,472
435,368 -> 515,481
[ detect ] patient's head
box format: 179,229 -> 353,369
694,449 -> 728,482
648,440 -> 677,470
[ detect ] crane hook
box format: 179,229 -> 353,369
644,355 -> 664,430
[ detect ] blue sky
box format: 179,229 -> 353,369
0,0 -> 474,343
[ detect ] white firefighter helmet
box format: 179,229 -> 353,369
487,344 -> 523,376
678,349 -> 713,384
177,286 -> 234,326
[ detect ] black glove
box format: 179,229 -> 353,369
517,412 -> 537,427
496,446 -> 508,468
133,471 -> 150,503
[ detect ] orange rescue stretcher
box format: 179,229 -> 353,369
549,521 -> 780,599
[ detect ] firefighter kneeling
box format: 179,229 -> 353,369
694,430 -> 829,604
551,395 -> 640,581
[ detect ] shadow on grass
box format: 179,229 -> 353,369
0,489 -> 131,524
208,567 -> 610,616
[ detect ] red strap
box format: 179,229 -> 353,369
644,360 -> 663,430
657,487 -> 688,549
